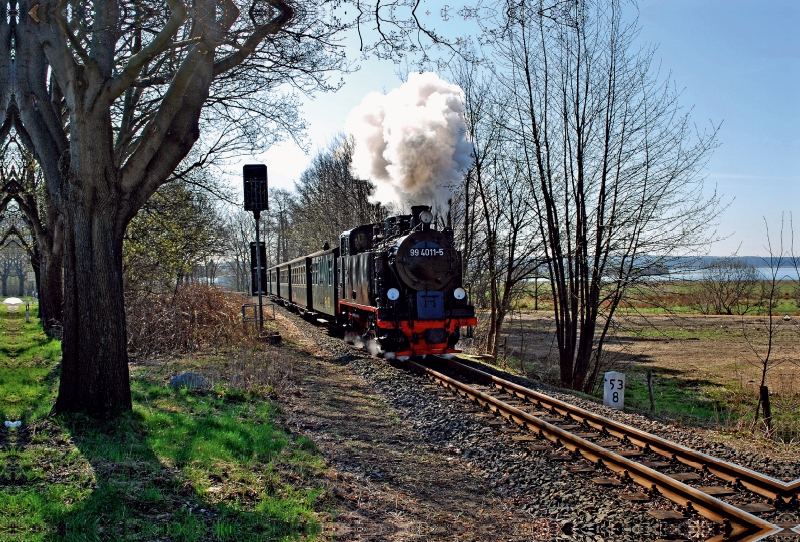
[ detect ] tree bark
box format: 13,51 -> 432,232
54,191 -> 131,414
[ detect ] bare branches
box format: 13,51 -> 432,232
105,0 -> 187,102
479,0 -> 721,390
213,0 -> 294,76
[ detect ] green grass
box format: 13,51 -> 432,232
624,328 -> 731,340
512,279 -> 800,316
0,302 -> 60,421
614,369 -> 726,422
0,301 -> 329,541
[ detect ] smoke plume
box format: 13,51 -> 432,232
345,72 -> 472,207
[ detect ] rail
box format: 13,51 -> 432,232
405,358 -> 786,542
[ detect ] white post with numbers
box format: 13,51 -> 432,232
603,371 -> 626,410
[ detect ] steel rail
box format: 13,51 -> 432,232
406,359 -> 781,542
440,357 -> 800,505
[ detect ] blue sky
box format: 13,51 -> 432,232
256,0 -> 799,256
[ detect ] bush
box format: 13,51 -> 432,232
688,258 -> 759,315
127,284 -> 249,356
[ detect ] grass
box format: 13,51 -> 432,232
613,368 -> 727,422
624,328 -> 731,340
0,303 -> 61,422
510,279 -> 800,316
501,354 -> 729,423
0,300 -> 330,541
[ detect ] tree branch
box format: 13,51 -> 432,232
213,0 -> 295,76
104,0 -> 188,102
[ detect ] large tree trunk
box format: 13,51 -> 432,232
54,200 -> 131,414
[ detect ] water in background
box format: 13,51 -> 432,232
670,267 -> 800,281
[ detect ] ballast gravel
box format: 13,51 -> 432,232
273,307 -> 794,541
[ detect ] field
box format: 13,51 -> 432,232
466,280 -> 800,445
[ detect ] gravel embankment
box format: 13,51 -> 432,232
446,357 -> 799,483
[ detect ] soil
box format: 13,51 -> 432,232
468,311 -> 800,395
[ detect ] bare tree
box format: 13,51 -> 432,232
689,257 -> 759,315
0,248 -> 13,295
483,0 -> 721,391
743,218 -> 799,436
222,208 -> 256,293
292,134 -> 388,253
451,62 -> 544,357
270,188 -> 297,264
0,0 -> 361,413
0,199 -> 36,295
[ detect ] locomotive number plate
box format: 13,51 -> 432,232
410,248 -> 444,257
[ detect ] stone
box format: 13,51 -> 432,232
169,372 -> 209,389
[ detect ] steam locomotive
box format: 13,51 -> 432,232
266,205 -> 477,357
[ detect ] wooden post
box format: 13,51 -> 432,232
647,371 -> 655,413
760,385 -> 772,435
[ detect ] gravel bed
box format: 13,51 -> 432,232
447,357 -> 800,482
276,308 -> 757,541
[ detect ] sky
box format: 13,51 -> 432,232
251,0 -> 799,257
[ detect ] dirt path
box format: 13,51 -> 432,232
277,316 -> 556,540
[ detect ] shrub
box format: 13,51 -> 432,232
127,284 -> 249,356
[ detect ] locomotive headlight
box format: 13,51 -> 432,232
453,287 -> 466,300
419,210 -> 434,224
387,288 -> 400,301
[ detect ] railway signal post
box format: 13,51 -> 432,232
243,164 -> 269,331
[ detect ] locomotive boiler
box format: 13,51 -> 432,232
266,205 -> 477,357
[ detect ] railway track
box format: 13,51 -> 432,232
406,356 -> 800,542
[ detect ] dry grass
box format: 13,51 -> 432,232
126,284 -> 252,357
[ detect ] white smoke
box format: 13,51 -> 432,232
344,332 -> 363,347
367,339 -> 383,357
345,72 -> 472,208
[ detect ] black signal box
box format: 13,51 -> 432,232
250,241 -> 267,295
243,164 -> 268,212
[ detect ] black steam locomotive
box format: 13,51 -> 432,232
266,206 -> 477,357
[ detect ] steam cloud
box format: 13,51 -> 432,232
345,72 -> 472,208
